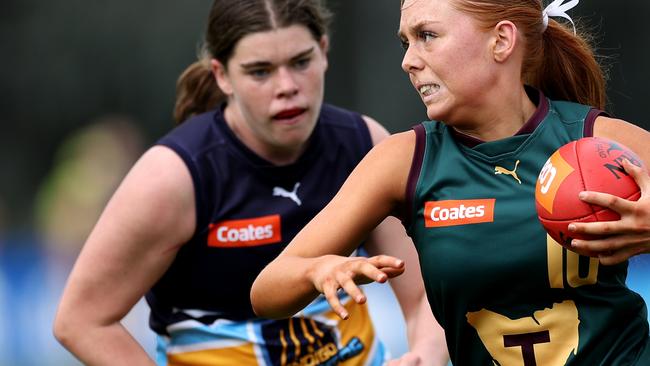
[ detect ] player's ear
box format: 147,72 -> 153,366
319,35 -> 330,71
492,20 -> 517,63
319,35 -> 329,54
210,59 -> 233,96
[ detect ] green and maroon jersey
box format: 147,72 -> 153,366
404,89 -> 649,365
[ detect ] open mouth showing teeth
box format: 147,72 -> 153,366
419,84 -> 440,96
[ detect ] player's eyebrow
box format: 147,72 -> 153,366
397,19 -> 440,40
240,47 -> 315,70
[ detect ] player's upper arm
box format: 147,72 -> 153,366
594,116 -> 650,167
283,131 -> 416,257
57,145 -> 196,323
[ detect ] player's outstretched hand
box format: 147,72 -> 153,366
307,254 -> 404,319
570,159 -> 650,265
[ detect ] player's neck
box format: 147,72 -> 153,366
453,87 -> 537,142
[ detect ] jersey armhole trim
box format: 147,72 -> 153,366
355,113 -> 374,152
156,141 -> 205,238
583,108 -> 608,137
402,124 -> 426,228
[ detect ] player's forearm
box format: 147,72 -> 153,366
251,255 -> 322,319
55,318 -> 155,366
407,324 -> 449,366
404,297 -> 449,366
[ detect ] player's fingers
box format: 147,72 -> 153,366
377,265 -> 406,279
597,245 -> 645,266
371,255 -> 406,279
337,276 -> 366,304
560,236 -> 598,257
567,245 -> 599,258
342,260 -> 389,285
322,281 -> 348,320
367,255 -> 404,270
570,207 -> 648,237
572,234 -> 646,254
623,159 -> 650,195
569,219 -> 621,236
577,191 -> 633,214
571,237 -> 613,254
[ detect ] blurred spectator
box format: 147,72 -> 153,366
0,115 -> 153,365
34,115 -> 144,256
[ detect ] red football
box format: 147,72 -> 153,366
535,137 -> 643,248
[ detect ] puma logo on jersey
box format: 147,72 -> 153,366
494,160 -> 522,184
207,214 -> 282,247
424,199 -> 495,227
273,182 -> 302,206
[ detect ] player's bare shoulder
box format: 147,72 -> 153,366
116,145 -> 196,239
133,145 -> 194,194
594,115 -> 650,165
370,129 -> 416,159
360,130 -> 416,201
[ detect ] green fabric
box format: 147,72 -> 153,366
407,98 -> 649,365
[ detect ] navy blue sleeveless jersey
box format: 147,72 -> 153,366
145,104 -> 373,335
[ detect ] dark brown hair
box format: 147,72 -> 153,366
174,0 -> 332,124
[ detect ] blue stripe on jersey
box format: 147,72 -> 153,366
300,294 -> 351,317
166,320 -> 251,346
251,320 -> 274,366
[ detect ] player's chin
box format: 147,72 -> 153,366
277,134 -> 309,149
425,105 -> 444,121
280,127 -> 314,144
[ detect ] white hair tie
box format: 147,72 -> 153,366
542,0 -> 579,34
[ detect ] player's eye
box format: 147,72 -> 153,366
248,68 -> 271,79
292,57 -> 311,70
399,37 -> 409,50
418,31 -> 437,42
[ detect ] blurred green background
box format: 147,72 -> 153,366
1,1 -> 649,365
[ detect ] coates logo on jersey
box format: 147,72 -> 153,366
424,199 -> 495,228
207,214 -> 282,248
